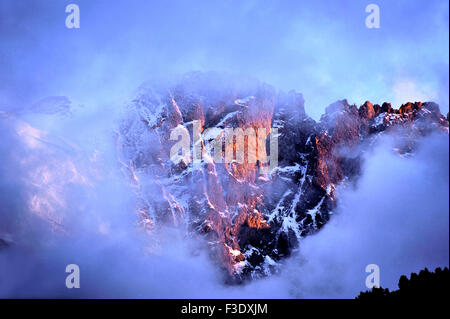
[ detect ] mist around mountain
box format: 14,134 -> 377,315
0,72 -> 448,298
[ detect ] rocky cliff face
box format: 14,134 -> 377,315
118,72 -> 449,281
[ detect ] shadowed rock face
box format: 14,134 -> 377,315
118,72 -> 449,282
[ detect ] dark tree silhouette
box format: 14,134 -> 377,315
356,266 -> 449,300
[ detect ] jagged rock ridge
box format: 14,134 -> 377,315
118,72 -> 449,281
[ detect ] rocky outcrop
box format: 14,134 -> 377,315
118,72 -> 449,281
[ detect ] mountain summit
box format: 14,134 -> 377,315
118,72 -> 449,281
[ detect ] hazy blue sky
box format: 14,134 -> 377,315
1,0 -> 449,119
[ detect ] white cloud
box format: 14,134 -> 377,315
392,78 -> 438,107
